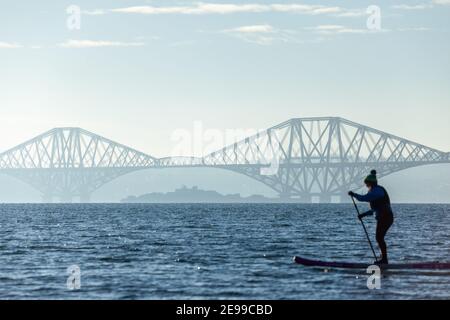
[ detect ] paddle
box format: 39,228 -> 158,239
350,196 -> 378,261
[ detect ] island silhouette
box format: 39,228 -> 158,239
121,185 -> 279,203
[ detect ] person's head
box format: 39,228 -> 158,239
364,170 -> 378,189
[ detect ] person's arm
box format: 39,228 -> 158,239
351,187 -> 384,203
358,210 -> 374,220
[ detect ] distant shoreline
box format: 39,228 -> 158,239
121,185 -> 284,204
120,186 -> 450,205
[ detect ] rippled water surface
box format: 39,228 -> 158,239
0,203 -> 449,299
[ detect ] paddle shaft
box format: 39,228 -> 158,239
351,196 -> 378,261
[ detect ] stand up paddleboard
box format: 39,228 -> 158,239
294,256 -> 450,270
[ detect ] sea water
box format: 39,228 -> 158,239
0,203 -> 449,299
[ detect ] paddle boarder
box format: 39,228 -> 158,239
349,170 -> 394,265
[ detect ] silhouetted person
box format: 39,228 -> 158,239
349,170 -> 394,264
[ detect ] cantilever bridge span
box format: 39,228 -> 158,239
0,117 -> 448,202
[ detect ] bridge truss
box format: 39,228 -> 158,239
201,117 -> 449,202
0,128 -> 156,202
0,118 -> 448,202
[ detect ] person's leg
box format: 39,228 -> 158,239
376,216 -> 393,263
375,222 -> 388,263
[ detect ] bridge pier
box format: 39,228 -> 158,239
320,194 -> 332,204
42,193 -> 91,203
278,192 -> 293,202
299,195 -> 312,203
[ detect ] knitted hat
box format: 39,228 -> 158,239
364,170 -> 378,184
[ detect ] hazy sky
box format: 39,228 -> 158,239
1,0 -> 450,158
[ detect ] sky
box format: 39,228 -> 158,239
1,0 -> 450,159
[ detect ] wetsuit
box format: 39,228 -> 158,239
353,185 -> 394,263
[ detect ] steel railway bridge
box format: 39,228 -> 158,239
0,117 -> 448,203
